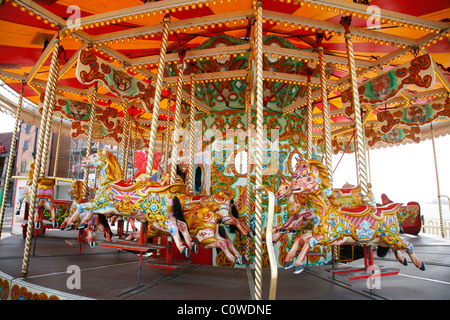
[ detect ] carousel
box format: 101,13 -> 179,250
0,0 -> 449,301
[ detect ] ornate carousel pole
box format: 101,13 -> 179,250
22,37 -> 61,277
52,117 -> 63,178
316,32 -> 337,264
82,86 -> 98,200
253,0 -> 264,301
430,122 -> 444,238
145,15 -> 170,180
121,102 -> 130,179
0,82 -> 25,240
186,66 -> 197,194
316,33 -> 333,183
305,74 -> 314,160
245,89 -> 253,259
340,16 -> 370,201
39,67 -> 60,177
163,99 -> 172,172
169,55 -> 185,185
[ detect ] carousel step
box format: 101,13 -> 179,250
100,240 -> 169,252
113,239 -> 170,249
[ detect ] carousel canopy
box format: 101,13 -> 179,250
0,0 -> 448,151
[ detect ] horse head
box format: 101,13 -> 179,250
276,179 -> 293,201
69,179 -> 84,202
81,152 -> 101,169
292,165 -> 322,195
292,156 -> 310,179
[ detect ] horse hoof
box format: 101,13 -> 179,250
77,223 -> 88,230
280,228 -> 287,234
182,247 -> 190,258
192,243 -> 199,254
402,257 -> 408,266
247,232 -> 254,238
35,222 -> 41,230
235,257 -> 243,265
242,254 -> 250,263
64,224 -> 74,231
293,265 -> 304,274
89,241 -> 95,248
284,261 -> 294,269
52,221 -> 58,228
420,262 -> 426,271
288,229 -> 296,235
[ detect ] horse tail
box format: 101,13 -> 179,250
97,214 -> 113,238
217,225 -> 229,255
376,245 -> 390,258
229,200 -> 239,234
219,225 -> 228,239
173,196 -> 186,223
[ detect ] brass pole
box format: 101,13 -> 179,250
306,81 -> 313,159
163,99 -> 172,172
121,102 -> 130,179
52,117 -> 63,178
145,15 -> 171,180
169,62 -> 185,185
186,72 -> 197,194
317,43 -> 333,183
22,38 -> 60,277
82,87 -> 98,200
341,17 -> 370,201
0,85 -> 25,240
430,122 -> 444,238
253,0 -> 264,301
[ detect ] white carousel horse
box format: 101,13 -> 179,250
64,149 -> 198,258
279,159 -> 425,274
60,179 -> 113,248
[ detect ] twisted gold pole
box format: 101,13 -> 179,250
430,122 -> 444,238
246,98 -> 253,259
39,49 -> 61,178
245,12 -> 256,260
186,72 -> 197,194
253,0 -> 264,301
318,46 -> 333,183
121,102 -> 130,179
306,82 -> 313,159
164,99 -> 172,172
22,39 -> 60,277
145,15 -> 170,180
169,62 -> 185,185
82,88 -> 98,200
344,32 -> 369,201
0,86 -> 24,240
52,117 -> 63,178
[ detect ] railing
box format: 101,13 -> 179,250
421,219 -> 450,238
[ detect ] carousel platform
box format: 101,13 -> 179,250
1,206 -> 449,302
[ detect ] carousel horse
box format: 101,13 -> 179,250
284,160 -> 425,274
22,161 -> 61,230
128,200 -> 250,265
60,180 -> 113,247
158,171 -> 253,238
272,177 -> 315,243
64,149 -> 198,258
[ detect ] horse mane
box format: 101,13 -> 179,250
309,159 -> 332,190
72,180 -> 84,202
102,150 -> 123,182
